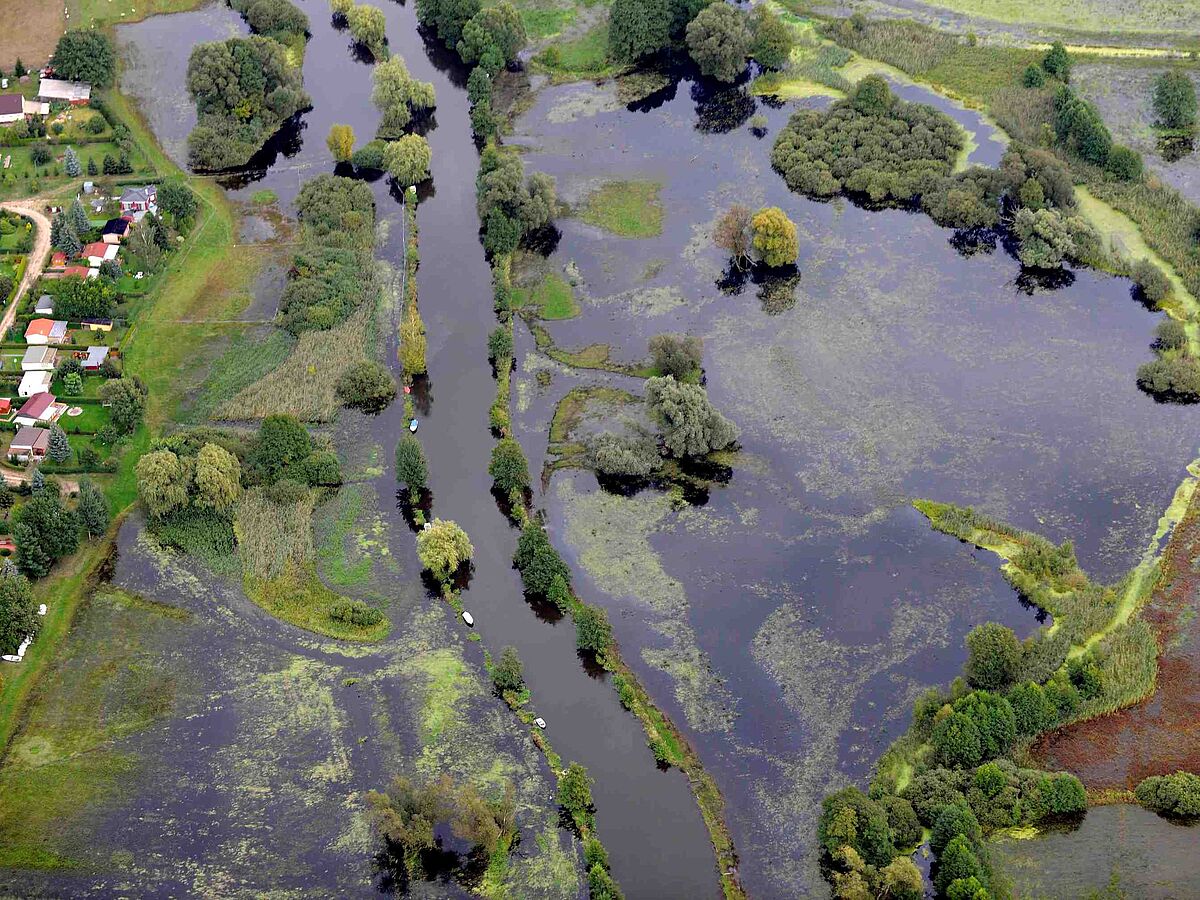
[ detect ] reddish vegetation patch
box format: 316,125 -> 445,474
1034,501 -> 1200,788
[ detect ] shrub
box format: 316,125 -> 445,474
13,493 -> 81,579
952,691 -> 1017,761
750,206 -> 799,267
685,3 -> 751,83
748,4 -> 793,71
881,794 -> 921,849
903,768 -> 968,827
1106,144 -> 1143,181
335,359 -> 396,412
1021,64 -> 1045,88
488,438 -> 530,494
297,450 -> 343,486
644,376 -> 738,458
347,3 -> 388,56
330,599 -> 384,626
327,123 -> 355,162
1039,772 -> 1086,815
395,435 -> 428,493
492,645 -> 524,692
608,0 -> 672,62
1137,356 -> 1200,401
649,333 -> 703,380
267,477 -> 308,505
384,134 -> 432,187
934,834 -> 985,895
457,1 -> 526,66
1155,318 -> 1187,352
589,432 -> 660,478
557,761 -> 594,823
487,325 -> 513,361
415,0 -> 481,49
1041,41 -> 1070,82
1134,771 -> 1200,817
1133,259 -> 1171,304
416,518 -> 473,583
574,604 -> 613,655
965,622 -> 1022,690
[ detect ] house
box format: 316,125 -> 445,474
62,265 -> 97,280
83,346 -> 109,371
9,426 -> 49,461
119,185 -> 157,215
49,252 -> 67,270
81,319 -> 113,332
21,346 -> 58,372
18,370 -> 52,398
82,241 -> 118,268
24,319 -> 68,345
34,294 -> 54,315
100,217 -> 131,244
0,94 -> 46,124
0,399 -> 11,416
37,79 -> 90,106
14,393 -> 63,427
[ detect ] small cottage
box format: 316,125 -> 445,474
119,185 -> 157,216
14,393 -> 62,427
81,318 -> 113,332
21,346 -> 58,372
10,426 -> 49,461
101,216 -> 131,244
18,369 -> 52,398
83,346 -> 109,371
82,241 -> 118,267
24,319 -> 68,345
37,79 -> 90,105
34,294 -> 54,315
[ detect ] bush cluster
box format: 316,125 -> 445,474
1134,771 -> 1200,817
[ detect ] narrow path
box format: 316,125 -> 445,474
0,199 -> 51,338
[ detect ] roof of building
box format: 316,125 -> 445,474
81,317 -> 112,325
82,241 -> 116,259
19,369 -> 52,390
85,346 -> 109,366
26,319 -> 55,337
120,185 -> 156,203
22,346 -> 57,364
63,265 -> 93,278
101,217 -> 130,235
35,293 -> 53,309
16,393 -> 56,420
0,94 -> 22,115
50,252 -> 67,267
11,426 -> 49,450
37,79 -> 90,102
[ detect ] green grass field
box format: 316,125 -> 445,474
579,180 -> 664,238
889,0 -> 1200,37
516,272 -> 580,319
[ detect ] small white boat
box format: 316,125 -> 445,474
1,655 -> 18,662
461,611 -> 475,627
37,604 -> 46,616
409,418 -> 419,432
534,717 -> 546,729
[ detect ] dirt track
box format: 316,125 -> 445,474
0,199 -> 52,338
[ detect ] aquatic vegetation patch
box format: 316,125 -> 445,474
584,283 -> 688,317
515,272 -> 582,320
316,483 -> 396,589
578,180 -> 665,238
183,327 -> 297,424
544,81 -> 623,123
555,474 -> 735,733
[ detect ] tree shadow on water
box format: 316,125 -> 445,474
692,80 -> 756,134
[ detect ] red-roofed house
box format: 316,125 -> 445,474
25,319 -> 68,345
15,393 -> 61,427
62,265 -> 97,280
49,252 -> 67,269
83,241 -> 118,267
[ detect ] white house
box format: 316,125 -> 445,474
24,319 -> 68,345
0,94 -> 46,124
18,369 -> 53,398
37,79 -> 90,105
21,346 -> 57,372
120,185 -> 157,215
82,241 -> 118,268
34,294 -> 54,315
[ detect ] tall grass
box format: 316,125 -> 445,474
822,17 -> 958,76
235,487 -> 316,579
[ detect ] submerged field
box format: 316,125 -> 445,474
510,68 -> 1200,894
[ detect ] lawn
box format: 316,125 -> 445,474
579,180 -> 664,238
0,142 -> 154,199
516,272 -> 580,319
69,0 -> 208,28
56,403 -> 109,435
535,22 -> 619,80
45,108 -> 114,143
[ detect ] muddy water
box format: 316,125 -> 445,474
509,73 -> 1200,894
116,2 -> 719,897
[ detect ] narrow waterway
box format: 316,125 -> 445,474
118,0 -> 721,895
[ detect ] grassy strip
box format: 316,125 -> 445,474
578,180 -> 664,238
530,323 -> 656,377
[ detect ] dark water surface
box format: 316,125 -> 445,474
115,2 -> 720,898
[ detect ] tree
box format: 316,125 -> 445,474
817,786 -> 896,867
59,224 -> 82,260
1136,259 -> 1172,305
488,438 -> 530,494
934,835 -> 985,895
136,450 -> 191,518
366,774 -> 456,872
335,359 -> 396,412
952,691 -> 1017,761
1008,681 -> 1058,738
399,302 -> 427,375
47,426 -> 70,463
644,376 -> 738,458
513,522 -> 569,595
748,5 -> 793,70
416,518 -> 473,583
77,479 -> 110,538
929,802 -> 981,856
101,377 -> 148,434
492,645 -> 523,692
965,622 -> 1021,690
851,74 -> 894,116
1022,64 -> 1046,88
575,604 -> 613,654
881,794 -> 921,849
64,147 -> 81,178
30,144 -> 53,168
159,181 -> 198,224
87,157 -> 98,176
0,571 -> 37,653
249,414 -> 312,482
946,876 -> 989,900
69,198 -> 90,237
384,134 -> 432,187
395,436 -> 428,494
686,3 -> 751,83
0,488 -> 14,520
879,857 -> 923,900
451,781 -> 515,854
52,31 -> 117,86
1153,70 -> 1197,130
649,333 -> 702,381
56,276 -> 117,320
488,325 -> 513,362
371,54 -> 436,137
608,0 -> 672,62
458,2 -> 526,66
326,123 -> 356,162
557,762 -> 594,821
751,206 -> 798,267
932,711 -> 983,769
588,432 -> 660,477
1042,40 -> 1071,82
13,493 -> 81,579
347,3 -> 388,56
713,204 -> 752,267
415,0 -> 481,49
1013,207 -> 1088,268
330,0 -> 352,16
193,443 -> 243,512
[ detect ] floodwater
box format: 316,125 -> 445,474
508,69 -> 1200,894
109,1 -> 720,898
